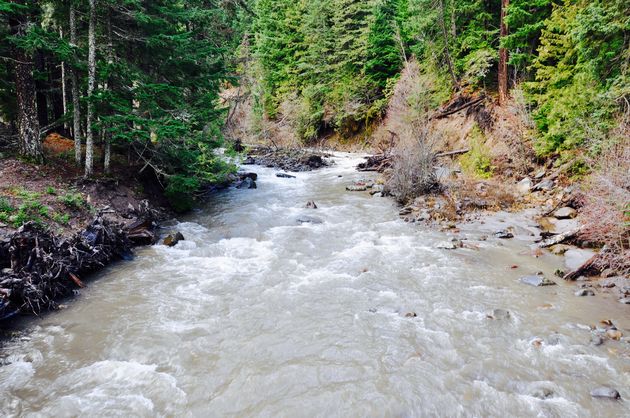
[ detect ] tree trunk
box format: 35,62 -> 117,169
70,5 -> 82,165
103,9 -> 113,174
438,0 -> 458,90
34,51 -> 49,130
10,16 -> 44,162
60,27 -> 68,133
85,0 -> 96,177
498,0 -> 509,106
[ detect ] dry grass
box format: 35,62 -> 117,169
579,142 -> 630,275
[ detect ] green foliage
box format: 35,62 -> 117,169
459,126 -> 494,178
46,186 -> 56,195
57,192 -> 86,209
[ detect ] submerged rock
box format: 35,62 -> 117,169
590,387 -> 621,400
163,232 -> 185,247
487,308 -> 510,320
305,200 -> 318,209
238,172 -> 258,181
296,215 -> 323,224
494,230 -> 514,239
575,288 -> 595,297
276,173 -> 296,179
436,240 -> 462,250
520,274 -> 556,287
236,177 -> 257,189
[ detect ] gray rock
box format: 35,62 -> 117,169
305,201 -> 317,209
236,177 -> 257,189
533,179 -> 555,191
565,249 -> 596,271
575,289 -> 595,297
238,172 -> 258,181
494,230 -> 514,239
399,207 -> 413,216
346,184 -> 367,192
276,173 -> 296,178
435,240 -> 461,250
554,207 -> 577,219
516,177 -> 533,194
590,334 -> 604,346
487,308 -> 510,320
590,387 -> 620,400
619,298 -> 630,304
520,275 -> 557,287
296,215 -> 323,225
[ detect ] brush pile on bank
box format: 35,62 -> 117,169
0,218 -> 132,319
244,146 -> 331,172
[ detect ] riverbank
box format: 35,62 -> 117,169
0,151 -> 170,321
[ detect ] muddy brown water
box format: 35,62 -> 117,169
1,153 -> 629,417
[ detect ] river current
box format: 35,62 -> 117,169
1,153 -> 628,417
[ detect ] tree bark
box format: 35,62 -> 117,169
438,0 -> 458,90
498,0 -> 510,106
70,5 -> 82,165
60,27 -> 68,133
10,15 -> 44,162
103,9 -> 113,174
85,0 -> 96,177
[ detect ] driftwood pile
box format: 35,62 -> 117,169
0,217 -> 133,319
357,155 -> 391,172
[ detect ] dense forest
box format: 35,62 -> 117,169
246,0 -> 628,154
0,0 -> 628,199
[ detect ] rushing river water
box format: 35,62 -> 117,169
1,153 -> 629,417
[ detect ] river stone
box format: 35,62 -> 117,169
549,244 -> 573,255
554,207 -> 577,219
276,173 -> 296,178
590,334 -> 604,346
531,387 -> 554,400
236,177 -> 257,189
238,172 -> 258,181
305,200 -> 317,209
346,184 -> 367,192
296,215 -> 323,225
494,230 -> 514,239
590,387 -> 621,400
487,308 -> 510,320
163,232 -> 185,247
619,298 -> 630,304
606,329 -> 622,340
436,240 -> 462,250
575,288 -> 595,297
399,207 -> 413,216
520,275 -> 556,287
516,177 -> 533,195
564,248 -> 596,271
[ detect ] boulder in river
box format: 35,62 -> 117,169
590,387 -> 621,400
520,274 -> 556,287
436,240 -> 462,250
486,308 -> 511,320
346,184 -> 368,192
238,172 -> 258,181
163,232 -> 185,247
494,230 -> 514,239
236,177 -> 257,189
575,288 -> 595,297
276,173 -> 296,179
305,201 -> 317,209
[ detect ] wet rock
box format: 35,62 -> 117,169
606,329 -> 622,340
296,215 -> 323,225
619,298 -> 630,304
399,207 -> 413,216
575,289 -> 595,297
554,207 -> 577,219
305,201 -> 318,209
276,173 -> 296,179
404,312 -> 417,318
436,240 -> 462,250
238,172 -> 258,181
549,244 -> 572,255
163,232 -> 185,247
590,334 -> 604,346
590,387 -> 621,400
494,230 -> 514,239
236,177 -> 257,189
346,184 -> 368,192
243,156 -> 255,165
520,274 -> 556,287
516,177 -> 533,195
531,388 -> 554,400
487,308 -> 510,320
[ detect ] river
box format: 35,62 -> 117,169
1,153 -> 628,417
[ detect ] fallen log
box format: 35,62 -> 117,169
563,254 -> 600,281
537,227 -> 581,248
433,97 -> 485,119
435,148 -> 470,158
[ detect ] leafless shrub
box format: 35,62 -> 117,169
579,142 -> 630,275
386,124 -> 440,204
